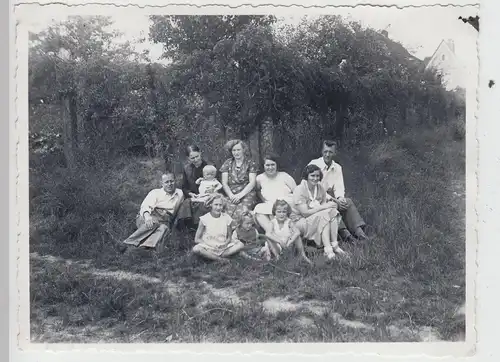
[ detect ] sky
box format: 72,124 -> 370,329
29,6 -> 479,70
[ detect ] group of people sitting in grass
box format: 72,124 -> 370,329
122,139 -> 369,263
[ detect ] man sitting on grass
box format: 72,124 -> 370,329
121,172 -> 184,251
308,140 -> 368,242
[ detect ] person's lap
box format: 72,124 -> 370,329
122,215 -> 173,250
193,240 -> 244,259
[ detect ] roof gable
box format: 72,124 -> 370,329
425,40 -> 457,71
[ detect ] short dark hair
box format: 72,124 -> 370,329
322,140 -> 337,149
262,152 -> 281,170
272,199 -> 292,216
301,164 -> 323,181
186,144 -> 201,156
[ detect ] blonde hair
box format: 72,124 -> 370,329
207,194 -> 226,211
272,199 -> 292,216
203,164 -> 217,176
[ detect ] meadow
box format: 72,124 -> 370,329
29,119 -> 466,343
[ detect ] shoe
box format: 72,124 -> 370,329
324,249 -> 336,260
344,235 -> 356,243
117,243 -> 129,254
354,228 -> 368,240
333,246 -> 347,256
339,230 -> 355,243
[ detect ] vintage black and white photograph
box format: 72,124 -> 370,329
26,4 -> 477,344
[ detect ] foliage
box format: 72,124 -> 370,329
29,16 -> 174,161
30,15 -> 464,165
29,14 -> 466,344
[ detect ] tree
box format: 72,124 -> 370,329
29,16 -> 146,167
149,15 -> 352,160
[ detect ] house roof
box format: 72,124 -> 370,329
424,39 -> 457,71
373,30 -> 423,68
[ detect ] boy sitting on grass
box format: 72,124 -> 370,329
231,210 -> 268,260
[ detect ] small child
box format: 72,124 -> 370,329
192,194 -> 244,262
192,165 -> 223,203
231,211 -> 267,260
264,199 -> 312,264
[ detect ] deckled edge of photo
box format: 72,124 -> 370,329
9,1 -> 486,361
2,0 -> 11,362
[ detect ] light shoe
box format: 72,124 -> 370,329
324,249 -> 336,260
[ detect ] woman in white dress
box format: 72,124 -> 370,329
254,153 -> 297,234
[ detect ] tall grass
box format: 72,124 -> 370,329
29,121 -> 466,342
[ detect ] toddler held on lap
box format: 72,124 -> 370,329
191,165 -> 223,204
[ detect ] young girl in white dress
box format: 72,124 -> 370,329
263,199 -> 312,264
192,194 -> 244,262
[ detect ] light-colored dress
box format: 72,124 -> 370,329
198,179 -> 223,196
198,212 -> 234,256
291,180 -> 340,247
254,172 -> 296,215
270,218 -> 295,248
192,179 -> 223,203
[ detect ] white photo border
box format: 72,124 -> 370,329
10,0 -> 489,360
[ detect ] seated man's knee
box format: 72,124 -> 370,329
157,224 -> 168,232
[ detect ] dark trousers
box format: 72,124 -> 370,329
332,197 -> 365,234
339,198 -> 366,233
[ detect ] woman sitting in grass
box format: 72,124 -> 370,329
291,164 -> 347,261
192,194 -> 244,262
254,153 -> 297,235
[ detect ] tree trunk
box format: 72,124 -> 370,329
248,127 -> 260,165
259,116 -> 274,160
335,104 -> 347,147
61,91 -> 79,170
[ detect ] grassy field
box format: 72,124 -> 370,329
29,122 -> 466,343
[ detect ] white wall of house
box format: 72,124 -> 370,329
425,40 -> 466,91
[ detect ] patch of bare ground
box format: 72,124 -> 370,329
261,296 -> 441,341
30,251 -> 455,342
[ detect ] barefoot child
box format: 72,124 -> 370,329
192,194 -> 244,262
192,165 -> 223,204
264,200 -> 312,264
231,211 -> 267,260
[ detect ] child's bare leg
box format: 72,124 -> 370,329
220,241 -> 245,257
192,244 -> 229,262
265,239 -> 282,260
240,251 -> 261,261
293,234 -> 312,264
